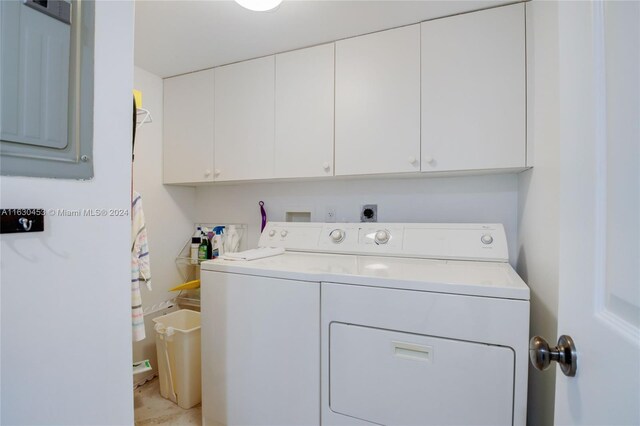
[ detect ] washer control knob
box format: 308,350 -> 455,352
374,229 -> 391,245
330,229 -> 345,243
268,230 -> 276,237
481,234 -> 494,245
280,230 -> 288,238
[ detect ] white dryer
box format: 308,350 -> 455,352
200,222 -> 529,426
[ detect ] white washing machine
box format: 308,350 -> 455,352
200,222 -> 529,426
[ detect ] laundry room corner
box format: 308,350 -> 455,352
2,0 -> 636,424
131,66 -> 197,386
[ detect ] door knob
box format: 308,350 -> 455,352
529,335 -> 577,377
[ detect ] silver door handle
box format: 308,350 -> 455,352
529,335 -> 577,377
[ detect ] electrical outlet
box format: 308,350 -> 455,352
360,204 -> 377,222
325,207 -> 336,223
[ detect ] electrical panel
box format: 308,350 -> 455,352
0,0 -> 95,179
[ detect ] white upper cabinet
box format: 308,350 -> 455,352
162,5 -> 528,185
421,4 -> 526,172
275,44 -> 335,178
335,25 -> 421,176
163,69 -> 215,184
214,56 -> 275,181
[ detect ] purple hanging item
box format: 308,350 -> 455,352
259,201 -> 267,232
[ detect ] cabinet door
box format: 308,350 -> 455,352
214,56 -> 275,181
421,4 -> 526,172
275,44 -> 334,178
163,69 -> 215,184
335,25 -> 421,176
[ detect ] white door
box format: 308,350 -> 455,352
550,1 -> 639,424
275,43 -> 334,178
335,25 -> 421,176
163,69 -> 215,184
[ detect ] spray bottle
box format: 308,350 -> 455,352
212,226 -> 225,257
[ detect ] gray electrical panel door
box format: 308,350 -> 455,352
0,0 -> 95,180
1,0 -> 70,149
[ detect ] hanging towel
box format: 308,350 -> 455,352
131,191 -> 152,342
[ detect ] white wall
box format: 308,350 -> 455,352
517,2 -> 561,425
0,2 -> 135,425
133,67 -> 195,309
132,66 -> 195,381
195,174 -> 520,266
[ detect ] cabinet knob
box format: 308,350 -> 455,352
214,169 -> 221,177
424,156 -> 435,165
408,156 -> 418,165
323,162 -> 331,171
204,169 -> 212,177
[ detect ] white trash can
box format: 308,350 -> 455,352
153,309 -> 201,409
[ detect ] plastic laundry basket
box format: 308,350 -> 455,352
153,309 -> 201,409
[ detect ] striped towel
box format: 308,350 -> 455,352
131,191 -> 152,342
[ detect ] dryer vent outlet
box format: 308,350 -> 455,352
360,204 -> 377,222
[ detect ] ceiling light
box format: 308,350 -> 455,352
235,0 -> 283,12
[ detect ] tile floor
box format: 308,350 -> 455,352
134,377 -> 202,425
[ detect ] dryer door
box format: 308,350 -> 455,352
329,323 -> 514,425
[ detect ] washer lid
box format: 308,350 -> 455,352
201,252 -> 529,300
